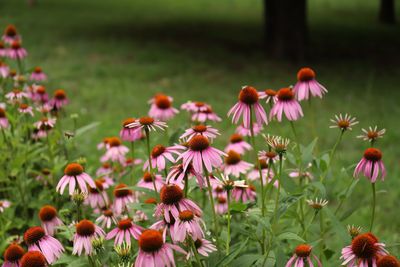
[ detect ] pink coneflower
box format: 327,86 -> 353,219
30,66 -> 47,81
86,179 -> 109,208
7,41 -> 27,60
18,103 -> 34,116
24,226 -> 64,264
357,126 -> 386,143
97,137 -> 111,150
270,88 -> 303,122
5,89 -> 28,102
232,184 -> 256,203
0,61 -> 9,78
96,162 -> 113,176
181,101 -> 210,113
2,25 -> 20,44
49,89 -> 68,109
31,85 -> 49,103
293,67 -> 327,101
137,172 -> 165,191
178,135 -> 226,174
38,205 -> 63,236
151,218 -> 177,242
96,176 -> 114,190
113,183 -> 137,214
354,148 -> 386,183
188,238 -> 217,258
155,184 -> 202,223
0,108 -> 9,129
180,124 -> 220,141
235,122 -> 263,137
73,220 -> 105,255
120,117 -> 142,142
259,89 -> 278,104
223,150 -> 253,177
289,170 -> 314,181
173,210 -> 204,242
330,113 -> 359,132
285,244 -> 322,267
377,255 -> 400,267
341,233 -> 387,266
166,163 -> 204,188
101,137 -> 129,163
248,159 -> 277,187
96,209 -> 118,229
143,144 -> 183,172
148,94 -> 179,121
0,200 -> 11,213
34,117 -> 56,130
0,42 -> 7,58
224,134 -> 252,155
135,229 -> 186,267
215,196 -> 228,214
20,251 -> 47,267
192,106 -> 222,123
127,116 -> 167,132
122,157 -> 142,168
3,243 -> 25,267
106,218 -> 143,245
56,163 -> 96,195
228,85 -> 268,128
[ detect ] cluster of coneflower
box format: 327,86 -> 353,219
0,24 -> 398,267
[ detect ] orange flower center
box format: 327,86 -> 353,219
108,137 -> 121,147
143,172 -> 154,182
34,66 -> 42,73
54,89 -> 66,100
39,205 -> 57,221
114,184 -> 132,198
151,144 -> 166,158
258,159 -> 268,169
102,162 -> 110,169
0,108 -> 6,118
230,134 -> 243,143
103,209 -> 113,217
179,210 -> 194,221
139,229 -> 164,252
295,244 -> 312,257
217,196 -> 227,204
41,168 -> 51,175
225,150 -> 241,165
297,67 -> 316,81
239,86 -> 259,105
11,41 -> 21,49
277,88 -> 295,101
367,131 -> 379,139
64,163 -> 84,176
195,102 -> 205,107
5,25 -> 17,37
338,120 -> 350,129
24,226 -> 45,245
264,89 -> 277,96
123,117 -> 135,127
160,184 -> 183,205
21,251 -> 47,267
364,148 -> 382,162
266,151 -> 277,159
189,135 -> 209,151
36,86 -> 46,95
4,244 -> 25,262
118,218 -> 133,230
192,124 -> 207,133
351,233 -> 378,259
155,94 -> 172,109
76,220 -> 95,236
19,103 -> 28,110
139,116 -> 154,125
377,255 -> 400,267
89,179 -> 104,193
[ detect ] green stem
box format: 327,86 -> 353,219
184,174 -> 189,198
145,130 -> 158,193
273,155 -> 283,224
370,182 -> 376,232
320,210 -> 325,260
226,190 -> 231,255
321,131 -> 344,183
334,178 -> 355,215
190,238 -> 204,267
203,165 -> 218,234
130,141 -> 135,184
302,211 -> 318,239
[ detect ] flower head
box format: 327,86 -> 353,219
224,134 -> 252,155
73,220 -> 105,255
106,218 -> 143,245
306,198 -> 328,210
223,150 -> 253,177
377,255 -> 400,267
357,126 -> 386,143
330,113 -> 358,131
286,244 -> 322,267
126,116 -> 167,132
259,89 -> 278,104
354,148 -> 386,183
38,205 -> 63,236
20,251 -> 47,267
266,135 -> 290,155
148,93 -> 179,121
3,243 -> 25,267
56,163 -> 96,195
113,183 -> 137,214
293,67 -> 327,101
120,117 -> 142,142
180,124 -> 220,142
270,87 -> 303,122
347,225 -> 362,239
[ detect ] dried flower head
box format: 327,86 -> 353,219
306,198 -> 328,210
330,113 -> 358,131
357,126 -> 386,143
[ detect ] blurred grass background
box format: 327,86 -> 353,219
1,0 -> 400,253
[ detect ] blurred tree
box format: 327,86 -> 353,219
379,0 -> 396,24
263,0 -> 307,61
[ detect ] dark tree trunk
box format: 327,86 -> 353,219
263,0 -> 307,61
379,0 -> 396,24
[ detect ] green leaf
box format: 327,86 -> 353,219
301,138 -> 318,165
215,238 -> 249,267
75,122 -> 100,136
278,232 -> 305,243
230,202 -> 247,214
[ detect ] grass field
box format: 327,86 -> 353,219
1,0 -> 400,255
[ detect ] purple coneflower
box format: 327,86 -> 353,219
148,93 -> 179,121
293,67 -> 327,101
223,150 -> 253,177
167,163 -> 204,188
101,137 -> 129,163
228,85 -> 268,128
330,113 -> 358,132
96,162 -> 113,176
180,124 -> 220,141
285,244 -> 322,267
377,255 -> 400,267
20,251 -> 47,267
56,163 -> 96,195
270,88 -> 303,122
38,205 -> 63,236
215,196 -> 228,214
143,144 -> 183,172
86,179 -> 109,208
224,134 -> 252,155
357,126 -> 386,144
2,25 -> 20,44
73,220 -> 105,256
137,172 -> 165,191
192,106 -> 222,123
18,103 -> 34,116
3,243 -> 25,267
96,208 -> 118,229
0,61 -> 9,78
235,122 -> 262,137
155,184 -> 202,223
113,183 -> 137,214
354,148 -> 386,183
120,118 -> 142,142
7,41 -> 27,60
106,218 -> 143,245
30,85 -> 49,103
188,238 -> 217,258
49,89 -> 68,110
24,226 -> 64,264
173,210 -> 204,242
0,108 -> 9,129
259,88 -> 278,104
5,89 -> 28,102
30,66 -> 47,81
232,184 -> 256,203
127,116 -> 167,132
